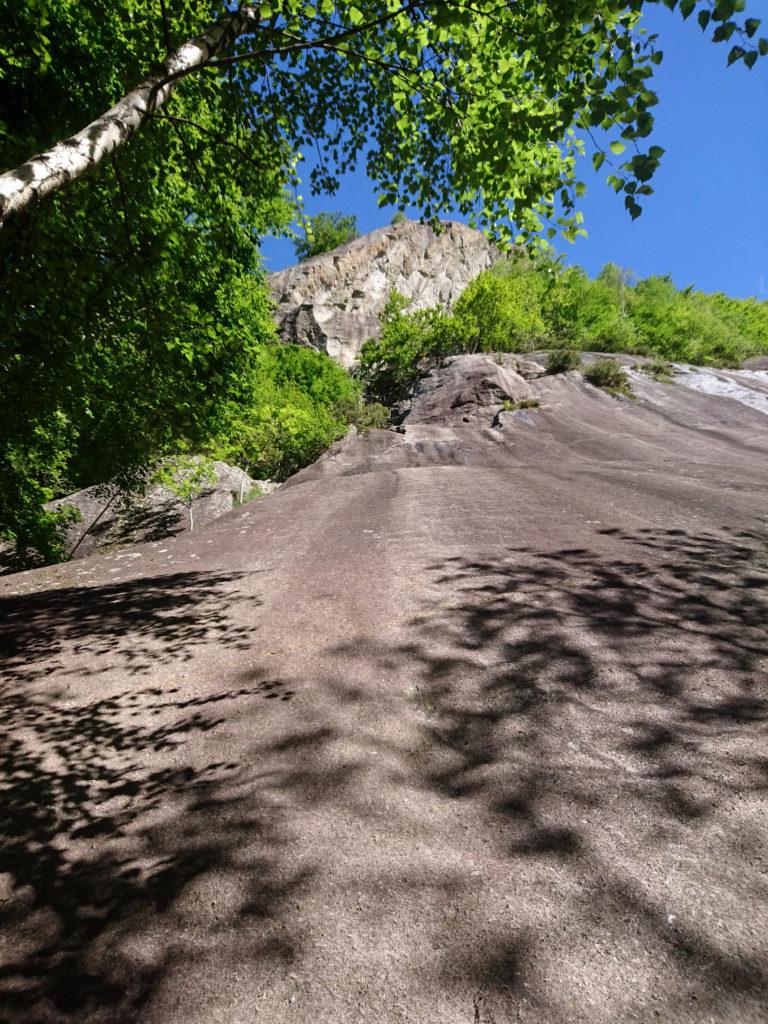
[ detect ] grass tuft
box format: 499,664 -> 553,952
583,358 -> 633,396
502,397 -> 540,411
546,349 -> 582,374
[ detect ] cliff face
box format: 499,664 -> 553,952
268,219 -> 496,366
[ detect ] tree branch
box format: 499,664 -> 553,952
206,2 -> 417,70
158,112 -> 266,168
0,3 -> 260,224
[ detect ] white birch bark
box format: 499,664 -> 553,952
0,3 -> 259,224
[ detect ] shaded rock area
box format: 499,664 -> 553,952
743,355 -> 768,370
41,462 -> 275,563
268,220 -> 497,366
1,353 -> 768,1024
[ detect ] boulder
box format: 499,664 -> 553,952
269,220 -> 497,366
404,354 -> 532,425
45,462 -> 273,561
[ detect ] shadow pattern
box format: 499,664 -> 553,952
398,526 -> 768,1018
0,570 -> 257,683
0,570 -> 305,1021
1,530 -> 767,1021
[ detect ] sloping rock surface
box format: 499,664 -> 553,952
268,220 -> 496,365
1,357 -> 768,1024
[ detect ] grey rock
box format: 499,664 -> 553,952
743,355 -> 768,371
483,352 -> 547,378
269,220 -> 497,366
45,462 -> 272,562
403,354 -> 532,426
512,358 -> 547,380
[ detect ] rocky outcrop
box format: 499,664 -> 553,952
43,462 -> 275,562
268,219 -> 497,366
404,354 -> 533,425
390,353 -> 545,425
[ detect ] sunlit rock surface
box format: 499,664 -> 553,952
268,220 -> 497,365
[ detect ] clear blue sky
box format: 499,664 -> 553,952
261,6 -> 767,299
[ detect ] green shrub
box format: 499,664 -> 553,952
356,292 -> 469,405
546,349 -> 582,374
637,359 -> 675,381
294,212 -> 358,261
234,484 -> 263,507
502,398 -> 540,411
454,263 -> 547,351
332,394 -> 390,432
210,344 -> 377,482
583,359 -> 633,396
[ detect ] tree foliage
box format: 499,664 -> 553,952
1,1 -> 764,242
294,211 -> 359,261
583,357 -> 633,395
209,342 -> 384,481
0,0 -> 293,563
357,258 -> 768,404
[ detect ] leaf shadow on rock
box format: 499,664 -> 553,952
0,570 -> 257,683
335,525 -> 768,1021
0,570 -> 310,1022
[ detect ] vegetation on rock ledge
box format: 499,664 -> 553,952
294,212 -> 359,262
357,258 -> 768,405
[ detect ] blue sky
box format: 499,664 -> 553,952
261,5 -> 767,299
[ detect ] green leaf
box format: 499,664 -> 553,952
698,10 -> 711,29
624,196 -> 642,220
745,18 -> 761,37
712,22 -> 736,42
714,0 -> 736,20
679,0 -> 695,19
348,6 -> 364,26
610,140 -> 626,155
592,151 -> 606,171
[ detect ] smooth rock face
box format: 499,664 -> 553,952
2,355 -> 768,1024
268,220 -> 497,366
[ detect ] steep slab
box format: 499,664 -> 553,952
1,366 -> 767,1024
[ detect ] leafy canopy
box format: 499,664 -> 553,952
2,0 -> 764,244
243,0 -> 764,243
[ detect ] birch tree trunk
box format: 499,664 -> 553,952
0,3 -> 259,224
